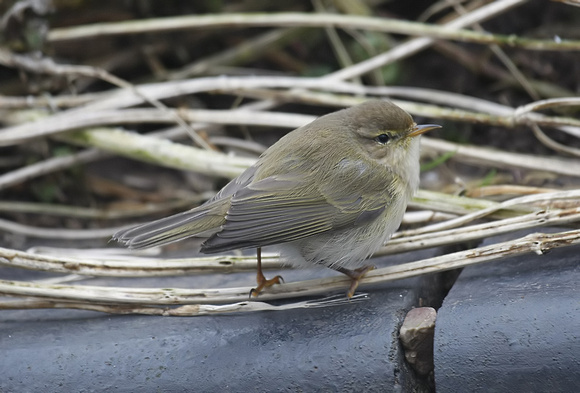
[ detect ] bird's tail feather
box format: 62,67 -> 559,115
113,201 -> 227,249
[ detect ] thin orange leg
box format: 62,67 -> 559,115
249,247 -> 283,297
336,265 -> 375,298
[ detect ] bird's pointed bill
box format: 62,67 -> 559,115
408,124 -> 441,138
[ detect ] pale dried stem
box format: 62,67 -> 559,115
2,193 -> 579,276
0,49 -> 213,150
1,229 -> 578,310
46,9 -> 577,52
2,77 -> 579,143
1,96 -> 580,180
0,294 -> 369,316
0,186 -> 550,240
1,0 -> 578,317
0,198 -> 201,220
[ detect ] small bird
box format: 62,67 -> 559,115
113,100 -> 440,297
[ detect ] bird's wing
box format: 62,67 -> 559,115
201,158 -> 399,253
113,165 -> 258,249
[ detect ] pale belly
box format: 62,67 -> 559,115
277,194 -> 408,269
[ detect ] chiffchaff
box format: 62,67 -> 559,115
114,100 -> 440,297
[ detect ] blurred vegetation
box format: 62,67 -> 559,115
0,0 -> 579,244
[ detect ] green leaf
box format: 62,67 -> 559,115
420,150 -> 457,172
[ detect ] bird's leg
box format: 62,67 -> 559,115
335,265 -> 375,298
249,247 -> 283,297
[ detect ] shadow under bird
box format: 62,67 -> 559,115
114,100 -> 441,297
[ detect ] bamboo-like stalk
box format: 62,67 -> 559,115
46,12 -> 580,52
380,206 -> 580,256
3,103 -> 579,143
0,123 -> 215,191
2,103 -> 580,177
3,76 -> 579,145
0,294 -> 369,316
1,229 -> 578,310
0,48 -> 214,150
0,248 -> 280,276
407,189 -> 580,234
62,127 -> 257,179
2,201 -> 579,277
0,186 -> 557,241
1,0 -> 579,319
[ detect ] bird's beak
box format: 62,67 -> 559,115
408,124 -> 441,138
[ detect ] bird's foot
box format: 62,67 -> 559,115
250,246 -> 284,297
249,273 -> 284,298
337,265 -> 375,298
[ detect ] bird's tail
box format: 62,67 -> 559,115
113,200 -> 227,249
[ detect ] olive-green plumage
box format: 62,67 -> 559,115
114,100 -> 440,272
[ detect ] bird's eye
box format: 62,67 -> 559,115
375,134 -> 391,144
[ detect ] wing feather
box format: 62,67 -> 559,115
201,158 -> 398,253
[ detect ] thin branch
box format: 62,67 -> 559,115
0,198 -> 200,220
5,76 -> 579,145
0,294 -> 369,316
0,148 -> 107,190
3,204 -> 579,276
0,247 -> 280,276
465,185 -> 562,198
60,127 -> 256,178
380,206 -> 580,256
449,1 -> 540,101
0,108 -> 312,145
0,123 -> 217,191
0,92 -> 106,109
0,48 -> 213,150
410,189 -> 580,237
1,229 -> 578,306
325,0 -> 529,81
0,217 -> 123,239
169,27 -> 306,80
515,97 -> 580,115
531,124 -> 580,157
45,11 -> 577,52
420,137 -> 580,178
